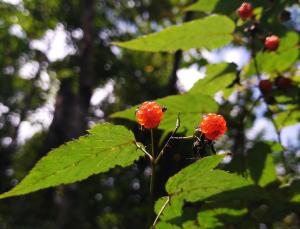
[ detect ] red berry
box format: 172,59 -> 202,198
275,76 -> 292,90
136,101 -> 164,129
237,3 -> 253,20
264,35 -> 280,51
259,79 -> 273,94
200,113 -> 227,141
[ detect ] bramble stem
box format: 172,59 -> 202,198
155,113 -> 181,164
150,129 -> 155,196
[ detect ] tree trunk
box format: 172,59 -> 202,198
39,1 -> 96,228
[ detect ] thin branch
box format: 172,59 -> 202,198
242,95 -> 262,124
150,129 -> 155,195
135,142 -> 153,161
155,113 -> 181,164
152,196 -> 170,228
170,135 -> 193,140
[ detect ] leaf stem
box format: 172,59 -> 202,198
135,142 -> 153,161
152,196 -> 170,228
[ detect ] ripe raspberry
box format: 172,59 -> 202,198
200,113 -> 227,141
237,3 -> 253,20
136,101 -> 164,129
264,35 -> 280,51
259,79 -> 273,94
275,76 -> 292,90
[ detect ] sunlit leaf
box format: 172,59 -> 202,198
113,15 -> 234,52
166,155 -> 254,203
0,124 -> 142,199
197,207 -> 247,228
189,63 -> 237,97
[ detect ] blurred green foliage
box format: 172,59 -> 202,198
0,0 -> 299,228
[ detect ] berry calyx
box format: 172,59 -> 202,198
259,79 -> 273,94
264,35 -> 280,51
199,113 -> 227,141
136,101 -> 165,129
275,76 -> 292,90
237,2 -> 253,20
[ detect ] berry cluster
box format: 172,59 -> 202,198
264,35 -> 280,51
236,2 -> 253,20
259,76 -> 293,97
237,2 -> 280,51
199,113 -> 227,141
136,102 -> 227,142
136,101 -> 165,129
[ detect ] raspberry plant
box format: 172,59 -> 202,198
1,1 -> 299,228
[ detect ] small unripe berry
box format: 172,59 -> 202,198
237,3 -> 253,20
264,35 -> 280,51
259,79 -> 273,94
136,101 -> 164,129
200,113 -> 227,141
275,76 -> 292,90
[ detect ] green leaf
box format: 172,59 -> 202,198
275,106 -> 300,128
247,142 -> 277,187
113,15 -> 234,52
110,93 -> 218,134
154,196 -> 184,221
0,124 -> 142,199
156,221 -> 181,229
197,207 -> 247,229
166,155 -> 253,203
189,63 -> 237,97
289,181 -> 300,203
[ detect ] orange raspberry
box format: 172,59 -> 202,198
264,35 -> 280,51
237,2 -> 253,20
136,101 -> 164,129
200,113 -> 227,141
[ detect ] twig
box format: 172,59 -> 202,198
150,129 -> 155,195
242,95 -> 262,124
152,196 -> 170,228
155,113 -> 181,164
135,142 -> 153,161
170,136 -> 193,140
